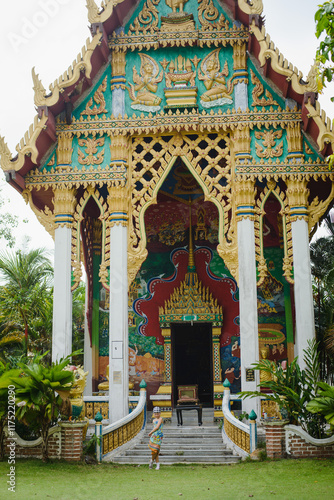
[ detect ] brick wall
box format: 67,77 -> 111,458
286,427 -> 334,459
5,430 -> 61,460
264,420 -> 288,459
264,421 -> 334,459
4,422 -> 86,462
60,422 -> 85,462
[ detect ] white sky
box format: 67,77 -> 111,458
0,0 -> 332,254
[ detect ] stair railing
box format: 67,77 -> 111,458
97,381 -> 147,459
222,379 -> 257,456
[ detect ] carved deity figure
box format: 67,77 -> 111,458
260,345 -> 275,384
128,54 -> 163,112
166,0 -> 189,13
198,49 -> 233,108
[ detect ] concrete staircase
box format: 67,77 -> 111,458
112,408 -> 241,465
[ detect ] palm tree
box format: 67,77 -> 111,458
72,281 -> 85,366
29,289 -> 53,362
0,319 -> 25,361
310,221 -> 334,382
0,248 -> 53,353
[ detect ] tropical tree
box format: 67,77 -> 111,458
0,248 -> 53,353
238,340 -> 327,439
9,353 -> 75,462
29,289 -> 53,361
0,320 -> 25,361
310,231 -> 334,381
315,1 -> 334,93
72,281 -> 85,366
0,186 -> 19,248
315,1 -> 334,168
307,381 -> 334,431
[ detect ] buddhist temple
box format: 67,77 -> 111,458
1,0 -> 334,422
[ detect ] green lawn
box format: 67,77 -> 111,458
1,459 -> 334,500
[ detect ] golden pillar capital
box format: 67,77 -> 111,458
286,122 -> 303,155
234,125 -> 251,158
235,178 -> 256,220
110,134 -> 129,164
111,49 -> 126,90
56,132 -> 73,168
286,178 -> 309,220
233,41 -> 247,71
53,187 -> 77,227
161,328 -> 171,339
109,134 -> 129,186
107,184 -> 129,226
212,327 -> 221,339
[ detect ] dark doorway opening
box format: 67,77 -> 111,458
172,323 -> 213,407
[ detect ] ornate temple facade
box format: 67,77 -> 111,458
1,0 -> 334,422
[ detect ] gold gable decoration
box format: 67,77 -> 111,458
159,271 -> 223,326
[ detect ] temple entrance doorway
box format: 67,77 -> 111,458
172,323 -> 213,407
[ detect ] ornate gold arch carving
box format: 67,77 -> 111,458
238,0 -> 263,15
128,132 -> 236,283
159,272 -> 223,324
72,186 -> 110,291
254,180 -> 293,286
308,183 -> 334,236
22,189 -> 55,239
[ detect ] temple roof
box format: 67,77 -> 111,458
0,0 -> 333,194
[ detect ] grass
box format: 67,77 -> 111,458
1,458 -> 334,500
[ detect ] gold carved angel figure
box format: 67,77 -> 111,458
128,54 -> 163,112
198,49 -> 233,108
166,0 -> 189,13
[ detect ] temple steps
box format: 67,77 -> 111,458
110,409 -> 241,465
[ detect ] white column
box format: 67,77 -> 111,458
291,218 -> 315,369
109,222 -> 129,422
286,179 -> 315,370
238,216 -> 260,415
84,277 -> 93,396
52,225 -> 73,362
234,82 -> 248,112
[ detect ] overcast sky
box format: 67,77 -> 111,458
0,0 -> 331,253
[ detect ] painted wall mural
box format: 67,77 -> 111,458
97,165 -> 292,397
255,191 -> 290,369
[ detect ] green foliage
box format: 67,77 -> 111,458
237,411 -> 249,422
72,281 -> 85,366
315,1 -> 334,91
238,340 -> 327,439
7,353 -> 76,462
0,248 -> 53,355
0,366 -> 23,460
0,186 -> 19,248
83,433 -> 101,458
314,2 -> 334,169
310,229 -> 334,383
307,381 -> 334,429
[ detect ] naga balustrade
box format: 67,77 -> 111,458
222,379 -> 257,456
101,385 -> 147,457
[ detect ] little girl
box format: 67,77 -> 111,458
148,407 -> 163,470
